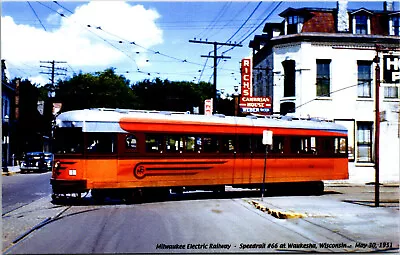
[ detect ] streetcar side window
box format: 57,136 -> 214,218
221,136 -> 235,152
238,136 -> 252,153
319,137 -> 335,155
86,133 -> 116,153
290,136 -> 315,154
335,137 -> 347,154
252,135 -> 284,154
125,134 -> 137,151
185,136 -> 202,153
166,135 -> 184,153
271,136 -> 284,154
145,134 -> 164,153
252,136 -> 265,153
203,136 -> 219,153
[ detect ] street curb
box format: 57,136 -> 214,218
250,200 -> 306,219
2,171 -> 20,176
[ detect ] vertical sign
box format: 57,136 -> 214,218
239,58 -> 272,114
204,99 -> 213,116
241,58 -> 252,98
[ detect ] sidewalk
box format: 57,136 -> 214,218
2,165 -> 21,176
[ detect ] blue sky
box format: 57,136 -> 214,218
1,1 -> 397,95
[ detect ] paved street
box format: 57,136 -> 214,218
2,175 -> 399,254
2,172 -> 52,214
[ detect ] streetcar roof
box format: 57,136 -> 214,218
55,108 -> 347,135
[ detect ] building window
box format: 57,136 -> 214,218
355,15 -> 368,34
287,15 -> 304,34
357,122 -> 372,162
282,60 -> 295,97
384,86 -> 399,99
391,16 -> 400,36
316,60 -> 331,97
357,61 -> 372,98
280,102 -> 295,116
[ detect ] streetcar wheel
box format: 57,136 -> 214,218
315,181 -> 324,195
91,189 -> 106,203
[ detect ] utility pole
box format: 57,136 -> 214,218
40,61 -> 67,152
374,45 -> 381,207
189,40 -> 242,113
40,60 -> 67,96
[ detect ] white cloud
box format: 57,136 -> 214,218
1,1 -> 163,85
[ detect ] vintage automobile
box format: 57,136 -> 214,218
20,152 -> 53,173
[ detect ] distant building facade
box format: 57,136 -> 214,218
2,59 -> 16,167
249,1 -> 400,183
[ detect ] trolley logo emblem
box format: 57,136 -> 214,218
134,165 -> 146,179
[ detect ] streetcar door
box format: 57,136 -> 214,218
236,135 -> 254,184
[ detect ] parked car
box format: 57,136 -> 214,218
20,152 -> 53,173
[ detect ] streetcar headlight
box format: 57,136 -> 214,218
69,169 -> 77,176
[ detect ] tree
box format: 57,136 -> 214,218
131,79 -> 213,112
56,68 -> 137,112
11,78 -> 46,155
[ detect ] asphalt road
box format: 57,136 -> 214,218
2,173 -> 399,254
2,172 -> 52,215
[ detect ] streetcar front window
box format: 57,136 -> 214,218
53,127 -> 83,154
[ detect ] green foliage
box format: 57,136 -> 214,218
56,68 -> 137,112
55,68 -> 231,115
11,78 -> 45,154
131,78 -> 213,112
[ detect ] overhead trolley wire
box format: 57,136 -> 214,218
222,1 -> 283,55
196,1 -> 231,40
37,1 -> 141,71
27,2 -> 47,31
50,1 -> 219,73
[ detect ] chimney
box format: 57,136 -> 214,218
384,1 -> 393,11
337,1 -> 349,32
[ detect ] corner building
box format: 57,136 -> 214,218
249,1 -> 399,183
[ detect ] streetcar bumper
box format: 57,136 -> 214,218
50,178 -> 88,194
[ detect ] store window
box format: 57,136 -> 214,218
384,86 -> 399,99
357,122 -> 372,162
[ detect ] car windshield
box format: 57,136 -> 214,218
44,154 -> 53,160
26,152 -> 43,159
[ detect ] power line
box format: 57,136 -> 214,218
222,1 -> 283,55
189,40 -> 242,113
27,2 -> 47,31
196,2 -> 231,39
221,1 -> 262,48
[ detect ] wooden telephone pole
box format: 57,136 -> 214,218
189,40 -> 242,113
